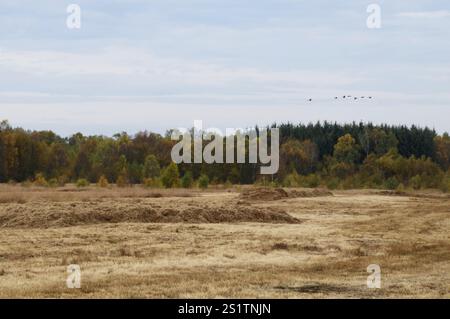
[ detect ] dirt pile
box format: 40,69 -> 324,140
239,188 -> 289,201
0,201 -> 300,228
288,188 -> 333,198
240,187 -> 332,201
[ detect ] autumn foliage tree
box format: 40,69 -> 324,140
0,119 -> 448,190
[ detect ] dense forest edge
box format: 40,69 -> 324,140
0,119 -> 449,192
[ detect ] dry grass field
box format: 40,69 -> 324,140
0,184 -> 449,298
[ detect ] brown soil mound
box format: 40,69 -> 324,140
240,187 -> 332,201
288,188 -> 333,198
0,201 -> 300,228
240,188 -> 289,201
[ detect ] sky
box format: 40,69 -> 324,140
0,0 -> 449,136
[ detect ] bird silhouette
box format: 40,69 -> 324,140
335,97 -> 338,99
343,96 -> 346,99
308,98 -> 312,102
354,97 -> 358,100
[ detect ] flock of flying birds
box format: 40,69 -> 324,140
307,95 -> 373,102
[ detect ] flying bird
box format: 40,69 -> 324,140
308,98 -> 312,102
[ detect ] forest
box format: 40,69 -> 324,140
0,119 -> 449,191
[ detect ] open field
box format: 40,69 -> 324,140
0,185 -> 449,298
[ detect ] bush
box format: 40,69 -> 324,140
303,174 -> 320,188
439,182 -> 448,193
116,175 -> 128,188
224,180 -> 233,189
283,170 -> 301,187
342,177 -> 356,190
76,178 -> 90,188
198,174 -> 209,189
325,177 -> 340,190
181,171 -> 194,188
21,180 -> 33,188
396,183 -> 405,192
161,163 -> 180,188
409,175 -> 422,190
143,177 -> 162,188
384,177 -> 400,190
97,175 -> 109,188
48,178 -> 59,188
439,176 -> 449,193
34,173 -> 48,187
57,175 -> 68,187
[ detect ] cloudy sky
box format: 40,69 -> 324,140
0,0 -> 449,136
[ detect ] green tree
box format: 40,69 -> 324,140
370,128 -> 398,156
333,134 -> 360,164
142,154 -> 160,179
181,171 -> 194,188
198,174 -> 209,189
434,134 -> 450,170
161,162 -> 180,188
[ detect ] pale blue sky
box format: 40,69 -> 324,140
0,0 -> 449,135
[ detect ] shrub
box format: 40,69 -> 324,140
396,183 -> 405,192
198,174 -> 209,189
76,178 -> 90,188
325,177 -> 340,190
57,175 -> 68,187
97,175 -> 109,188
342,177 -> 356,190
21,180 -> 33,188
283,170 -> 301,187
384,177 -> 400,190
439,182 -> 448,193
34,173 -> 48,187
161,163 -> 180,188
224,180 -> 233,189
116,175 -> 128,188
143,177 -> 161,188
439,175 -> 449,193
181,171 -> 194,188
48,178 -> 59,188
409,175 -> 422,190
303,174 -> 320,188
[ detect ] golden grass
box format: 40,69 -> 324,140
0,185 -> 448,298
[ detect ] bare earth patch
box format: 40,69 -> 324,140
240,187 -> 332,202
0,200 -> 299,228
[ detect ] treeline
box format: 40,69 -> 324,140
0,120 -> 449,191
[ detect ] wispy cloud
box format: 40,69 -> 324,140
0,47 -> 360,92
397,10 -> 450,19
